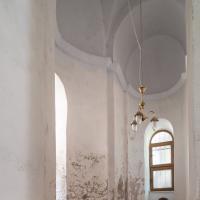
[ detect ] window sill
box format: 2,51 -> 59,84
149,191 -> 175,200
150,191 -> 174,193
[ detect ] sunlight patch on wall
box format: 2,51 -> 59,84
55,74 -> 67,200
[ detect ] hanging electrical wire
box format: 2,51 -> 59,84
129,0 -> 159,133
127,0 -> 143,85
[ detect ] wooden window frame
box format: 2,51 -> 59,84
149,130 -> 174,192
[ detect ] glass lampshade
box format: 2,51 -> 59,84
151,116 -> 159,131
132,124 -> 138,132
131,120 -> 138,132
135,111 -> 143,125
152,120 -> 157,131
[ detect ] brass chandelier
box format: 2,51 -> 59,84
127,0 -> 159,132
130,85 -> 159,132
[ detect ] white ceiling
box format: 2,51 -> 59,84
56,0 -> 186,94
56,0 -> 106,56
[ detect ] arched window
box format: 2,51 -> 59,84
149,130 -> 174,191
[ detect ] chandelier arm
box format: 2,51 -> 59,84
148,110 -> 155,115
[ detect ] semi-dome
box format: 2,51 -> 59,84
56,0 -> 186,95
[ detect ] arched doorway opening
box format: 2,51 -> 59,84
55,74 -> 67,200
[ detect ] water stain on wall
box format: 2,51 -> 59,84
67,152 -> 144,200
68,152 -> 108,200
128,161 -> 144,200
116,176 -> 128,200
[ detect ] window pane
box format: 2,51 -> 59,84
153,169 -> 172,189
151,132 -> 172,143
152,145 -> 171,165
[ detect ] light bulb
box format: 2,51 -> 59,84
131,120 -> 138,132
150,116 -> 159,131
152,120 -> 157,131
135,111 -> 143,125
132,123 -> 138,132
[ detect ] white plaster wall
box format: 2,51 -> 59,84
187,0 -> 200,199
55,31 -> 188,200
55,48 -> 109,199
55,42 -> 189,200
0,0 -> 55,199
126,84 -> 187,200
127,93 -> 145,200
144,85 -> 187,200
55,47 -> 135,199
55,48 -> 108,156
113,77 -> 128,199
0,0 -> 194,200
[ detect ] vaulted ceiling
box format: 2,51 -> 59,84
56,0 -> 186,94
